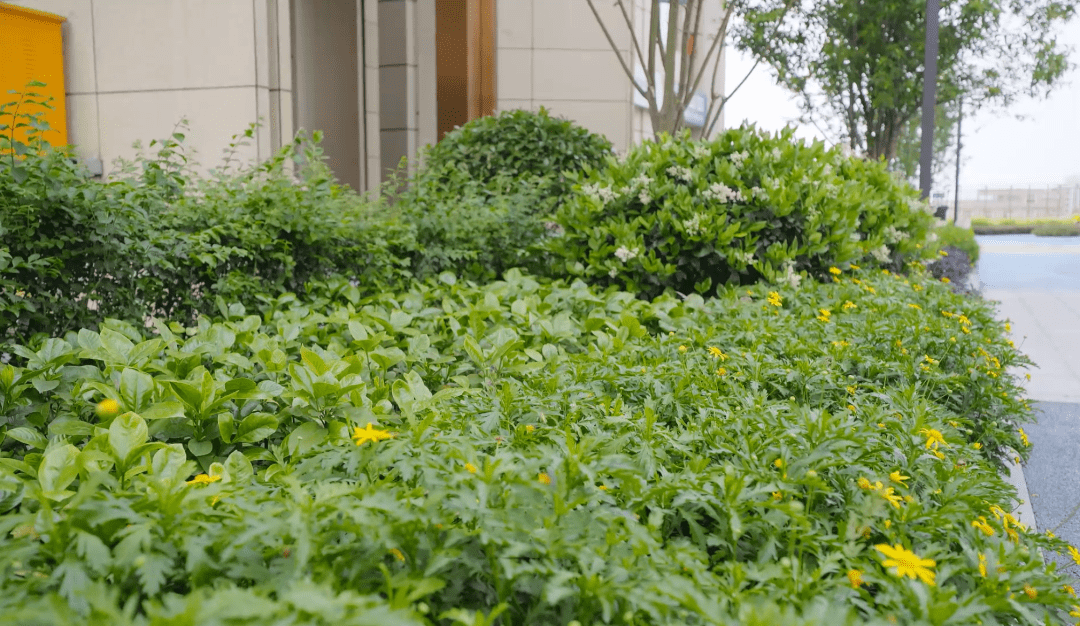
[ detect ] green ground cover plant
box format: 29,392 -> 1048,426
543,128 -> 933,299
0,266 -> 1077,625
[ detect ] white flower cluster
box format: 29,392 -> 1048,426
626,172 -> 655,204
883,225 -> 910,244
667,165 -> 694,182
544,221 -> 565,237
614,246 -> 640,262
683,212 -> 707,236
927,232 -> 939,242
728,151 -> 750,167
771,147 -> 783,160
821,163 -> 833,176
692,144 -> 712,160
751,187 -> 767,200
871,245 -> 892,263
581,182 -> 618,205
850,231 -> 863,242
780,261 -> 802,288
702,182 -> 743,203
732,250 -> 755,266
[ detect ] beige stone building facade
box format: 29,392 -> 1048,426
4,0 -> 725,193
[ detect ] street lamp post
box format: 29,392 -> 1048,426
919,0 -> 941,201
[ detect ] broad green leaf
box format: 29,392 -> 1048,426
108,412 -> 148,465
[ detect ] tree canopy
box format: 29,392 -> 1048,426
731,0 -> 1077,161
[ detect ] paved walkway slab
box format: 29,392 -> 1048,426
978,244 -> 1080,580
983,289 -> 1080,404
1020,402 -> 1080,580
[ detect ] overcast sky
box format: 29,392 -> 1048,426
722,18 -> 1080,199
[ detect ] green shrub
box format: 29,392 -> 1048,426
0,267 -> 1073,624
394,109 -> 613,283
971,217 -> 1080,235
0,91 -> 413,347
1032,221 -> 1080,236
932,224 -> 979,262
417,107 -> 613,197
1,88 -> 162,347
542,127 -> 933,299
149,127 -> 415,314
394,170 -> 552,281
971,223 -> 1032,234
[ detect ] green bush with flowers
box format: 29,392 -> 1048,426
1,264 -> 1079,625
542,127 -> 933,299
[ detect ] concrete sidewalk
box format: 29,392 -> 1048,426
980,287 -> 1080,580
984,289 -> 1080,404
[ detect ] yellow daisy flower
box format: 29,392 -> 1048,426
874,544 -> 936,586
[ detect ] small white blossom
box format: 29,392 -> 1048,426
771,147 -> 783,160
702,182 -> 743,203
850,232 -> 862,242
544,221 -> 565,237
780,261 -> 802,288
614,246 -> 639,262
630,173 -> 654,189
638,190 -> 652,205
927,232 -> 939,242
732,250 -> 755,265
728,151 -> 750,167
692,144 -> 712,160
871,245 -> 892,263
883,225 -> 910,244
609,267 -> 619,278
821,164 -> 833,176
582,183 -> 617,205
667,165 -> 694,182
683,212 -> 707,236
751,187 -> 766,200
0,353 -> 9,364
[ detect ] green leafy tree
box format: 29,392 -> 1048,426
732,0 -> 1076,162
894,101 -> 959,183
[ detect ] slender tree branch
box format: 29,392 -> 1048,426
685,6 -> 732,109
647,0 -> 662,127
705,0 -> 799,137
585,0 -> 651,101
613,0 -> 650,92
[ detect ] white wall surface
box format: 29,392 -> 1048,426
8,0 -> 291,178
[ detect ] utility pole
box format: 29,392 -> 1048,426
953,96 -> 962,224
919,0 -> 941,200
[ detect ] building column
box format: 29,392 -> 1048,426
378,0 -> 419,183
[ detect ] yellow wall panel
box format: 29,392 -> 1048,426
0,2 -> 67,147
